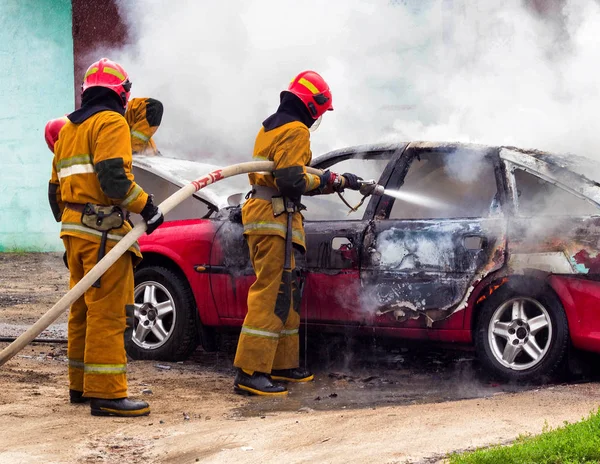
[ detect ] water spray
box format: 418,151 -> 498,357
382,188 -> 449,210
338,179 -> 448,214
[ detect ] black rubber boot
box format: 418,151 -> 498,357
270,368 -> 314,383
69,389 -> 90,404
234,369 -> 288,396
90,398 -> 151,417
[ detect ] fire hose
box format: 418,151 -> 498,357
0,162 -> 383,366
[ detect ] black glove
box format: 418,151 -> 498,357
318,170 -> 333,191
140,195 -> 164,235
341,173 -> 362,191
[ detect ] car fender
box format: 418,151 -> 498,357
548,275 -> 600,352
138,220 -> 220,326
464,271 -> 573,339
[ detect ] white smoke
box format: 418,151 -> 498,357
110,0 -> 600,164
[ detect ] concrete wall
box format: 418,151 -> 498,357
0,0 -> 74,251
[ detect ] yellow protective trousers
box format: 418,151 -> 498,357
63,235 -> 133,399
234,235 -> 302,373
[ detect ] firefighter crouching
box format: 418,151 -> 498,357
233,70 -> 362,396
46,58 -> 164,417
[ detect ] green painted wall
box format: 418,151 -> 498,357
0,0 -> 74,251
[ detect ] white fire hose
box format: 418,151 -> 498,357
0,161 -> 323,366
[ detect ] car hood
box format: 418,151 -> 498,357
132,155 -> 250,209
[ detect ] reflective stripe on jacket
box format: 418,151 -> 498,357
242,121 -> 321,250
125,97 -> 163,155
50,110 -> 148,258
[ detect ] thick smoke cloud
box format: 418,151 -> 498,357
111,0 -> 600,163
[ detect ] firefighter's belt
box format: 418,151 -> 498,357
72,203 -> 126,232
247,185 -> 280,201
247,185 -> 304,217
67,202 -> 127,288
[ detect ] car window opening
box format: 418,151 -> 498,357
389,151 -> 499,220
513,169 -> 600,217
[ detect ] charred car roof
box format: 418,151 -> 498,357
134,142 -> 600,211
313,141 -> 600,207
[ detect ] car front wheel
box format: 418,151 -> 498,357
125,265 -> 198,361
475,281 -> 569,382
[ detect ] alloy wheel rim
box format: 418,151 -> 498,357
132,280 -> 176,350
487,297 -> 552,371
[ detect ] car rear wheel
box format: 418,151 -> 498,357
125,266 -> 198,361
475,282 -> 569,382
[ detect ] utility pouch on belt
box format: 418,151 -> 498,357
271,196 -> 286,217
80,204 -> 125,288
80,204 -> 125,232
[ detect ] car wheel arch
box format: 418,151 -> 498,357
137,253 -> 195,310
136,252 -> 218,351
471,273 -> 570,381
138,252 -> 188,282
469,274 -> 558,333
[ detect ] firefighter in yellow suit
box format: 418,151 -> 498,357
233,71 -> 361,396
46,97 -> 163,270
125,97 -> 164,155
47,58 -> 164,416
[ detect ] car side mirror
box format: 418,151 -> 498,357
463,235 -> 487,250
332,237 -> 352,251
332,237 -> 356,264
227,193 -> 244,207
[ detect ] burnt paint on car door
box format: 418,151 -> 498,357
360,144 -> 507,325
208,146 -> 406,324
302,147 -> 406,323
208,215 -> 254,321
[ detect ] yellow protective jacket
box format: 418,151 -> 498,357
125,97 -> 163,155
242,121 -> 322,250
50,110 -> 149,258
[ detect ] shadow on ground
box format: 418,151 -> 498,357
184,331 -> 600,418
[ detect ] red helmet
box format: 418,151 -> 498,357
285,70 -> 333,119
81,58 -> 132,107
44,116 -> 69,153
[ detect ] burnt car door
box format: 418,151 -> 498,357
207,146 -> 403,323
500,148 -> 600,275
361,143 -> 508,325
208,212 -> 255,322
208,214 -> 331,323
301,145 -> 405,322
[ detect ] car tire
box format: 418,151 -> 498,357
125,265 -> 198,361
474,280 -> 569,382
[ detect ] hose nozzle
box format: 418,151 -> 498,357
359,180 -> 385,197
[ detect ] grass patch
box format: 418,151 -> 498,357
448,409 -> 600,464
0,247 -> 47,254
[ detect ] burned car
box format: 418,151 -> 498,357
129,142 -> 600,381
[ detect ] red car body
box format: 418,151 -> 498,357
131,142 -> 600,380
138,221 -> 600,351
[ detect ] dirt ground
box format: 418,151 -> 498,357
1,253 -> 600,464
